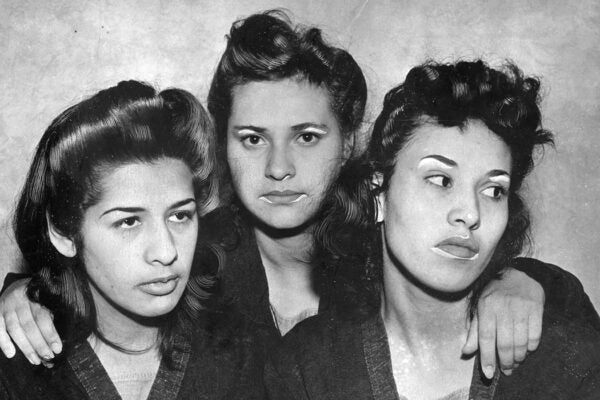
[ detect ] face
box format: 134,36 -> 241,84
77,158 -> 198,322
379,120 -> 512,293
227,79 -> 348,230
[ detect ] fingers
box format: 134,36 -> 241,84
477,305 -> 497,379
30,302 -> 62,355
16,303 -> 55,362
0,316 -> 16,358
495,310 -> 514,375
4,310 -> 41,365
462,315 -> 479,355
513,315 -> 529,364
528,311 -> 542,352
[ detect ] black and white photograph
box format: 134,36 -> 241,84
0,0 -> 599,398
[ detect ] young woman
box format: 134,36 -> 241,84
0,81 -> 266,399
264,60 -> 600,399
0,11 -> 592,377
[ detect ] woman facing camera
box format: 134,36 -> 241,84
0,81 -> 265,399
265,60 -> 600,399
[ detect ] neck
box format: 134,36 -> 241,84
253,224 -> 319,319
380,241 -> 470,352
91,287 -> 160,351
253,224 -> 314,273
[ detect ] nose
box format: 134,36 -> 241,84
145,222 -> 178,266
448,191 -> 481,230
265,143 -> 295,181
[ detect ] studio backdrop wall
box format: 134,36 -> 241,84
1,0 -> 599,308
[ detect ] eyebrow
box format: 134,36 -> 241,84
291,123 -> 329,133
488,170 -> 511,179
100,198 -> 196,217
418,155 -> 458,167
419,156 -> 510,179
232,125 -> 266,134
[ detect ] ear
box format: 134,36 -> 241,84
46,211 -> 77,258
371,172 -> 385,223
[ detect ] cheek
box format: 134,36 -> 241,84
482,203 -> 509,250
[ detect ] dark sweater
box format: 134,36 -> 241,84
265,258 -> 600,400
0,311 -> 267,399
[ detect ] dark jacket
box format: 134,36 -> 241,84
0,311 -> 267,399
264,258 -> 600,400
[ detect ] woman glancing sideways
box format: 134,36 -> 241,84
265,61 -> 600,399
0,11 -> 595,377
0,81 -> 265,399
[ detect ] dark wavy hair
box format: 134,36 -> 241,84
14,80 -> 221,362
207,9 -> 367,203
316,60 -> 554,310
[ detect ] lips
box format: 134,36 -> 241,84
431,236 -> 480,260
139,275 -> 179,296
259,190 -> 307,204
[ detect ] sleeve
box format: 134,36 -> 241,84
512,257 -> 600,332
1,273 -> 30,294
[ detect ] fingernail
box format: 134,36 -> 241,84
41,353 -> 54,361
28,355 -> 41,365
502,369 -> 513,376
51,342 -> 62,354
483,365 -> 494,379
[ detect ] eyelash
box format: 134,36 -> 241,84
168,210 -> 195,223
115,217 -> 140,229
482,186 -> 508,200
240,134 -> 264,146
297,132 -> 321,145
239,132 -> 323,147
425,175 -> 508,200
113,210 -> 195,230
426,175 -> 452,188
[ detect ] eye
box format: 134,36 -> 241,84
297,133 -> 320,145
482,186 -> 507,200
168,210 -> 195,223
117,217 -> 140,229
241,135 -> 265,146
426,175 -> 452,188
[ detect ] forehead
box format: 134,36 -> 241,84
93,159 -> 194,207
229,79 -> 338,129
396,120 -> 512,173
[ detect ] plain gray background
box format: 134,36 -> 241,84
1,0 -> 599,309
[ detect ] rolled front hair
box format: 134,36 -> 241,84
207,10 -> 367,202
14,80 -> 221,360
369,60 -> 554,304
315,60 -> 555,312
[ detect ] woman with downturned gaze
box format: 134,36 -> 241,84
0,81 -> 266,399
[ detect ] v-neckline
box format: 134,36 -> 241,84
361,312 -> 501,400
67,334 -> 191,400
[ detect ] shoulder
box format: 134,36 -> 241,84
190,308 -> 272,353
265,309 -> 376,399
541,308 -> 600,374
181,310 -> 269,399
0,351 -> 63,399
269,307 -> 365,371
500,306 -> 600,397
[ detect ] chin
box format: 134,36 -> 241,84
253,208 -> 318,232
424,275 -> 480,297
